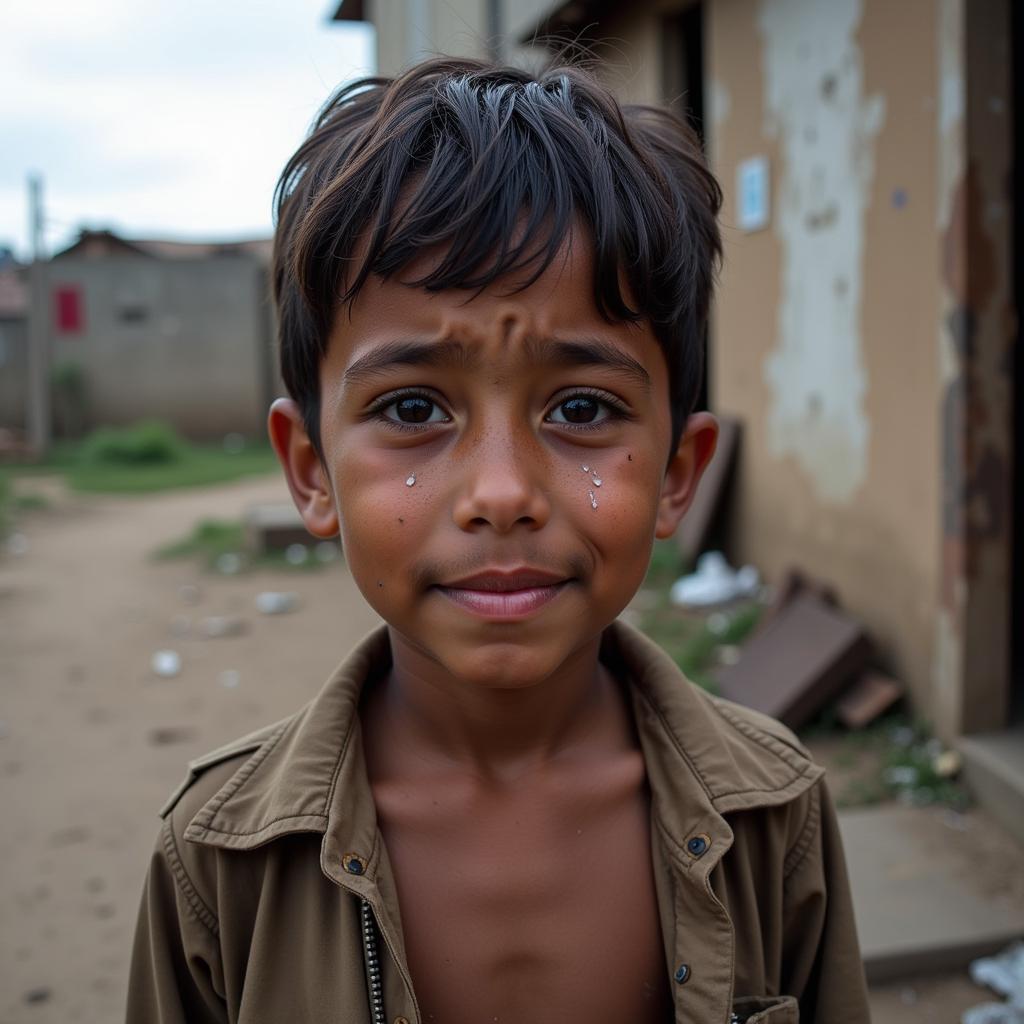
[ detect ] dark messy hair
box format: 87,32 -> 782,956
272,56 -> 722,459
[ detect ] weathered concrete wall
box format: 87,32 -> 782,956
709,0 -> 1014,736
0,318 -> 28,431
371,0 -> 490,74
45,257 -> 277,440
709,0 -> 943,721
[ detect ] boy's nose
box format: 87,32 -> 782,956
450,434 -> 551,535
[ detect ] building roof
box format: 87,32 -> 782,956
52,229 -> 273,263
331,0 -> 365,21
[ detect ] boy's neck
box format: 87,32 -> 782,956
365,627 -> 635,784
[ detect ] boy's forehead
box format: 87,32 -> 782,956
328,234 -> 662,380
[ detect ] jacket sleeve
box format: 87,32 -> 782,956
126,816 -> 229,1024
780,779 -> 871,1024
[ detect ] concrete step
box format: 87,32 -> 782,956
958,727 -> 1024,848
838,804 -> 1024,983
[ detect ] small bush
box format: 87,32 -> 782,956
155,518 -> 246,564
80,421 -> 188,466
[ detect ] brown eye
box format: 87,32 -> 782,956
551,396 -> 605,424
395,397 -> 433,422
380,394 -> 449,426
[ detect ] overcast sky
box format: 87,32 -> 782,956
1,1 -> 374,259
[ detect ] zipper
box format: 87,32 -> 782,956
360,899 -> 386,1024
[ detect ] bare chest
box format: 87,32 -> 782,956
373,759 -> 672,1024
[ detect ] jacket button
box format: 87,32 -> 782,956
674,963 -> 691,984
343,852 -> 366,875
394,1018 -> 409,1024
686,834 -> 710,857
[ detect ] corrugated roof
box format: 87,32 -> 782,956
53,230 -> 272,263
331,0 -> 365,21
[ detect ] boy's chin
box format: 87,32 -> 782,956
392,625 -> 603,691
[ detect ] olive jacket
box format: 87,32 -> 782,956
127,621 -> 870,1023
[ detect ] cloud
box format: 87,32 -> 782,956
0,0 -> 374,256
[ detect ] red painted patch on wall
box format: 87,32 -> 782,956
54,286 -> 83,333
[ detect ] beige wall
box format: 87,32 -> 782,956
45,257 -> 277,440
708,0 -> 944,717
707,0 -> 1014,737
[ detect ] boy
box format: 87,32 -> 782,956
128,58 -> 869,1023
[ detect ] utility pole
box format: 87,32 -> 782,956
26,173 -> 50,456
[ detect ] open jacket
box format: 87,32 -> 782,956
127,621 -> 870,1023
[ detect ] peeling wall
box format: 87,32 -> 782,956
709,0 -> 1014,736
710,0 -> 946,721
758,0 -> 884,503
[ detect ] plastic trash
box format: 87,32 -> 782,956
255,591 -> 299,615
315,541 -> 339,564
285,543 -> 309,566
215,552 -> 243,575
151,650 -> 181,678
963,942 -> 1024,1024
201,616 -> 248,639
5,532 -> 29,556
669,551 -> 760,608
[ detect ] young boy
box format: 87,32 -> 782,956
128,58 -> 869,1023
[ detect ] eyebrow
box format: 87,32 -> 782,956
342,336 -> 652,392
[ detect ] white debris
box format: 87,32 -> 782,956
284,543 -> 309,566
933,749 -> 963,778
314,541 -> 339,564
963,942 -> 1024,1024
5,532 -> 29,556
215,552 -> 243,575
255,591 -> 299,615
201,615 -> 248,639
717,645 -> 742,666
669,552 -> 760,609
151,650 -> 182,678
218,669 -> 241,689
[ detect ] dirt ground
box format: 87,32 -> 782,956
0,474 -> 1004,1022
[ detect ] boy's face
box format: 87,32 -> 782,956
270,235 -> 716,689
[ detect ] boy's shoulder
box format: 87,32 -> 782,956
158,717 -> 291,821
157,622 -> 824,858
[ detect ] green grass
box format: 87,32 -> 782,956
2,422 -> 279,494
802,711 -> 972,810
633,541 -> 763,692
153,517 -> 335,573
67,444 -> 278,493
154,518 -> 247,565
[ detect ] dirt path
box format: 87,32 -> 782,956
0,474 -> 1005,1022
0,474 -> 380,1023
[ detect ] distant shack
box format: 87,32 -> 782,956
9,228 -> 282,441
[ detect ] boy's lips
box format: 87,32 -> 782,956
434,567 -> 571,619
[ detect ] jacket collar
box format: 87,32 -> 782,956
184,621 -> 822,880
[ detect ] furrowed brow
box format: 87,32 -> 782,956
541,338 -> 652,392
342,339 -> 472,388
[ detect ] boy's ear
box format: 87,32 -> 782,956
655,412 -> 719,539
267,398 -> 339,539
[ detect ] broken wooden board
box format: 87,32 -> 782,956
835,673 -> 904,730
715,591 -> 871,730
